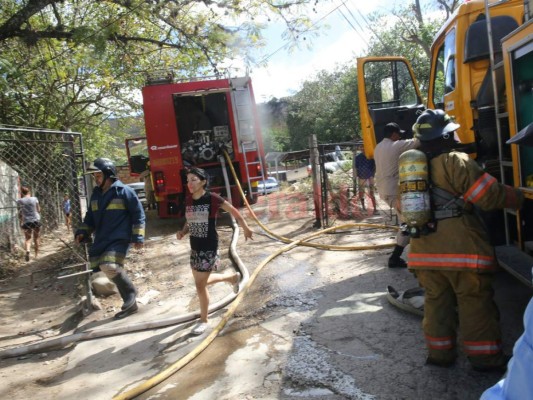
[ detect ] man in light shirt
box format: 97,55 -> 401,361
374,122 -> 419,268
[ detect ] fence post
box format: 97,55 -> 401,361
309,134 -> 322,228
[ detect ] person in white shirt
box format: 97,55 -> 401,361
374,123 -> 419,268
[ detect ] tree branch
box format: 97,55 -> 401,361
0,0 -> 56,40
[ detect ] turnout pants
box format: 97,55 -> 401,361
416,269 -> 506,368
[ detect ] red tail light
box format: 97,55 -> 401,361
154,171 -> 165,192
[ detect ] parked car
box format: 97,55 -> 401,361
257,177 -> 279,195
127,182 -> 147,208
323,151 -> 351,173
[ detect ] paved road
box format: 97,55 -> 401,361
1,210 -> 530,400
137,215 -> 532,400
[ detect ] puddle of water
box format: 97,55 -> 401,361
147,323 -> 284,399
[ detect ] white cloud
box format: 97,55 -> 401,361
250,21 -> 371,102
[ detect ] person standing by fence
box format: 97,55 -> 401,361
62,193 -> 71,232
17,186 -> 41,262
374,122 -> 419,268
354,143 -> 378,215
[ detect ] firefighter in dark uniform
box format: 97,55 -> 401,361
76,158 -> 145,319
408,109 -> 523,371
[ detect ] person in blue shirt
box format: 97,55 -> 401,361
62,193 -> 71,232
75,158 -> 145,319
481,122 -> 533,399
354,143 -> 378,215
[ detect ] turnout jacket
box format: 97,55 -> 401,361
408,151 -> 523,273
76,180 -> 145,268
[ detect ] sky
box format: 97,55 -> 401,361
242,0 -> 401,102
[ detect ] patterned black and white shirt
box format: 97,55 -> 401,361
185,191 -> 225,251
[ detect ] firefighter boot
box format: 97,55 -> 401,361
388,245 -> 407,268
112,271 -> 138,319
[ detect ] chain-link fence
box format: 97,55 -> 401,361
318,142 -> 359,226
0,126 -> 86,253
315,141 -> 395,227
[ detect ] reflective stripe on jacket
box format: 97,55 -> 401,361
408,151 -> 523,273
75,180 -> 145,263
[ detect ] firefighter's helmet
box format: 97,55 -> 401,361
86,158 -> 117,179
413,109 -> 460,142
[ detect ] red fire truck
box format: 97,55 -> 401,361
126,74 -> 266,218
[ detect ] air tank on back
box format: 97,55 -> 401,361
398,149 -> 431,236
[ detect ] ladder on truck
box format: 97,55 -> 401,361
230,77 -> 266,199
241,141 -> 266,197
485,0 -> 533,287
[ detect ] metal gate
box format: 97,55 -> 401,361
0,126 -> 86,253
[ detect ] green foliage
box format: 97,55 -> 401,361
267,126 -> 292,152
266,0 -> 460,152
364,1 -> 458,92
0,0 -> 320,156
284,66 -> 360,150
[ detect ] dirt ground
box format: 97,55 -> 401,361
0,187 -> 323,398
0,185 -> 530,400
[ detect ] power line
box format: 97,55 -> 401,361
336,5 -> 369,48
352,0 -> 395,53
342,2 -> 369,36
257,0 -> 350,65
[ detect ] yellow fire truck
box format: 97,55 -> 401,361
357,0 -> 532,286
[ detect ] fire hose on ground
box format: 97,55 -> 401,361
112,151 -> 398,399
0,149 -> 399,400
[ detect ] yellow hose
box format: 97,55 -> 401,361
223,150 -> 396,251
113,150 -> 399,399
114,224 -> 366,400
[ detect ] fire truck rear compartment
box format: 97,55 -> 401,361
173,92 -> 234,165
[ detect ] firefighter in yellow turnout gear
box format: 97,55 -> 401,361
407,109 -> 523,371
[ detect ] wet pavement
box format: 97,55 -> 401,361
1,203 -> 531,400
136,214 -> 532,400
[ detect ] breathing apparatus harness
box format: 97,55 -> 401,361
400,149 -> 469,238
400,108 -> 473,238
